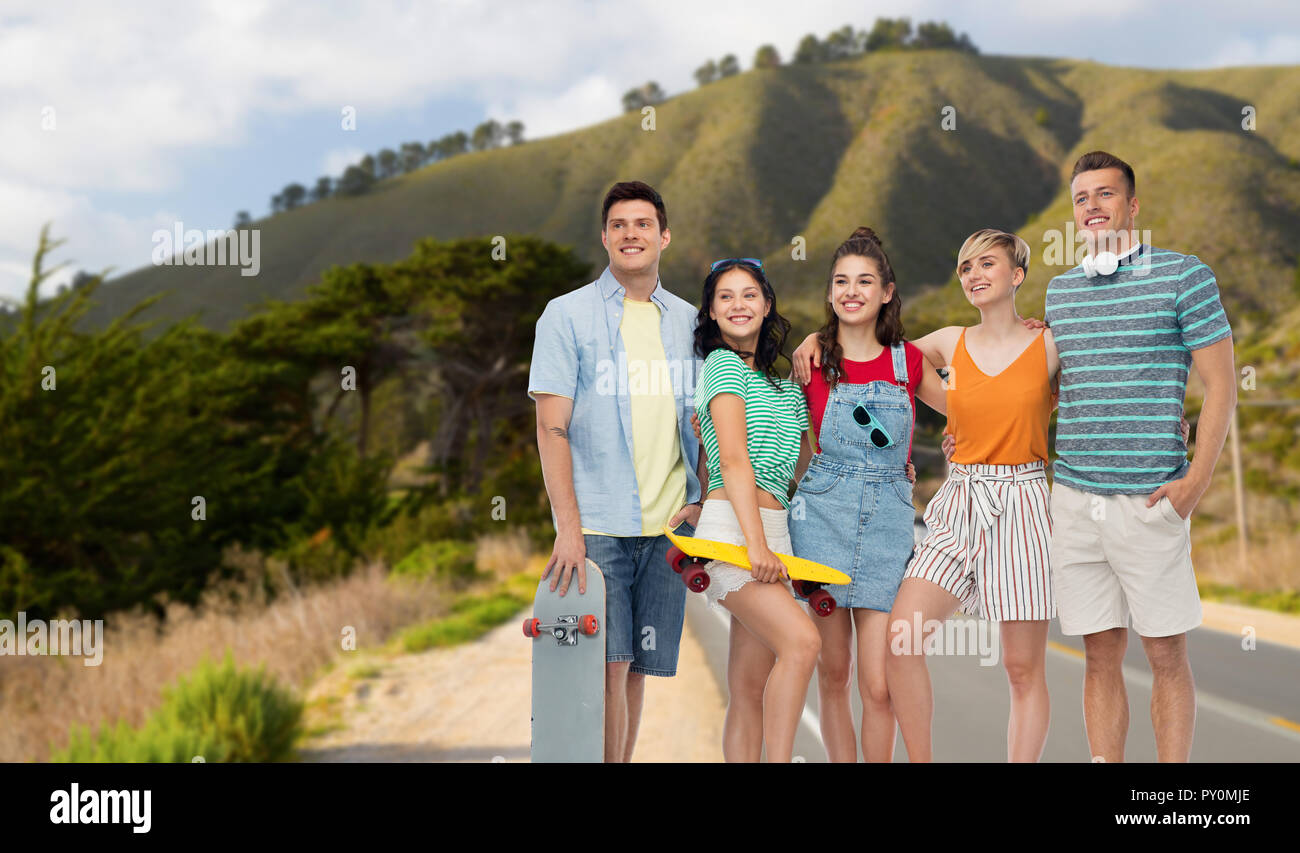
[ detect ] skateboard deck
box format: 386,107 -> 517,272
662,526 -> 851,617
662,526 -> 851,585
525,559 -> 605,762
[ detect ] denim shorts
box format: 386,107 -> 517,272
790,463 -> 916,612
583,521 -> 694,677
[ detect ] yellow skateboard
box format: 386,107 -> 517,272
662,526 -> 851,617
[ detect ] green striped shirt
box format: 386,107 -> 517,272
1044,243 -> 1232,493
695,348 -> 807,509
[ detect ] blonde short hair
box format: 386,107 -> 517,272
956,229 -> 1030,280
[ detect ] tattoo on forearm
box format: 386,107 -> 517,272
547,426 -> 569,440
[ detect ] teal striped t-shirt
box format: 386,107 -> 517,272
695,348 -> 807,509
1044,243 -> 1232,494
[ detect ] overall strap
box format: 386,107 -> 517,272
890,342 -> 909,387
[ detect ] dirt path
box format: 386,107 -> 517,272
298,607 -> 726,762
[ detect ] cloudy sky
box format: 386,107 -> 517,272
2,0 -> 1298,302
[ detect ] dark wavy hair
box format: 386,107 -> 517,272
693,260 -> 792,388
816,227 -> 905,389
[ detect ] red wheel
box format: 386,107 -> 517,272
579,614 -> 599,635
522,617 -> 541,638
682,565 -> 711,593
809,589 -> 836,618
792,580 -> 812,598
666,546 -> 690,574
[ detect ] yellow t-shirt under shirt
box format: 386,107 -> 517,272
582,298 -> 687,536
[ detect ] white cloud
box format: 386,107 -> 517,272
486,75 -> 623,141
1208,34 -> 1300,67
321,147 -> 366,179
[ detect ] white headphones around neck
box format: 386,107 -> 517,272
1082,251 -> 1119,278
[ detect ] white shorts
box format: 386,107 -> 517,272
1049,481 -> 1201,637
905,461 -> 1055,621
691,499 -> 795,615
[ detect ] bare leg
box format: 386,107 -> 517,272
622,670 -> 646,762
810,606 -> 856,762
885,578 -> 961,763
854,608 -> 899,762
721,615 -> 774,762
1082,628 -> 1129,762
721,580 -> 821,762
1140,633 -> 1196,762
604,661 -> 630,763
1000,620 -> 1050,762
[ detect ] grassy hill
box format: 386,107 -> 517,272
79,51 -> 1299,342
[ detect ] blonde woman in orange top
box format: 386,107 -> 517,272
887,229 -> 1061,762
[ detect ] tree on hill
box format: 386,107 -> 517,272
377,148 -> 399,178
443,130 -> 468,156
505,120 -> 525,145
913,20 -> 959,49
234,210 -> 251,228
359,154 -> 376,178
621,82 -> 665,113
400,141 -> 426,172
826,24 -> 864,59
471,119 -> 504,151
718,54 -> 740,77
865,16 -> 912,51
270,193 -> 283,214
335,165 -> 374,196
794,34 -> 827,63
694,59 -> 718,86
310,177 -> 332,202
281,183 -> 307,210
753,44 -> 781,69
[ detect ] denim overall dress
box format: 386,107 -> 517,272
789,343 -> 916,612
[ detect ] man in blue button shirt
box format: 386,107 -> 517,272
529,181 -> 706,762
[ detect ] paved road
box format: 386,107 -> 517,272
686,524 -> 1300,762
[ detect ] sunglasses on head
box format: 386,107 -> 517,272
710,257 -> 764,273
853,404 -> 895,448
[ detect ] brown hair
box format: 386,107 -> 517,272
816,227 -> 905,389
601,180 -> 668,232
1070,151 -> 1136,198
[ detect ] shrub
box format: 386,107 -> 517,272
391,539 -> 478,582
52,653 -> 302,762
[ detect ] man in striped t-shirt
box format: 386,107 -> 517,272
1044,151 -> 1237,763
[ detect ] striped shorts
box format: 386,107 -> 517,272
904,461 -> 1055,622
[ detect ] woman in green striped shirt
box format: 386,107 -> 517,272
691,257 -> 819,763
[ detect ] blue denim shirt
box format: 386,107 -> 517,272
528,266 -> 702,536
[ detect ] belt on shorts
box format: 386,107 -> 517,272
949,462 -> 1046,565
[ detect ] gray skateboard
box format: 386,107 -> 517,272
524,559 -> 605,762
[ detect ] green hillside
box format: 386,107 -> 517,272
81,52 -> 1300,341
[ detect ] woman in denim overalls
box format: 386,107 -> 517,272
789,227 -> 947,762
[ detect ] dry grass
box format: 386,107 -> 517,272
0,548 -> 452,763
475,527 -> 533,582
1194,531 -> 1300,593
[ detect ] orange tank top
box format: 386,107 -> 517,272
946,329 -> 1052,465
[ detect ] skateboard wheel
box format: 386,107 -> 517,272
666,546 -> 689,575
579,614 -> 599,635
809,589 -> 836,618
682,565 -> 710,593
522,617 -> 541,638
792,580 -> 812,598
